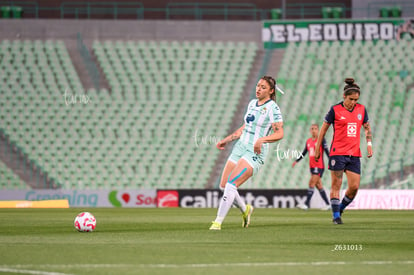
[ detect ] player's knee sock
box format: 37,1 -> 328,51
215,183 -> 237,224
331,198 -> 341,219
318,188 -> 330,205
219,185 -> 246,213
305,188 -> 314,207
234,192 -> 247,213
340,195 -> 353,211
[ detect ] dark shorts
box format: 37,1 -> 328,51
328,155 -> 361,175
309,167 -> 324,178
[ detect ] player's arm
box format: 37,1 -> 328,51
254,122 -> 284,154
292,144 -> 307,167
216,124 -> 245,150
322,138 -> 330,157
314,122 -> 330,161
363,122 -> 373,158
396,27 -> 402,41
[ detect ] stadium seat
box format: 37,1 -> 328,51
0,39 -> 257,190
253,39 -> 414,189
0,160 -> 28,189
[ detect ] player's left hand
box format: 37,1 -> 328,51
254,139 -> 263,154
314,150 -> 320,162
367,145 -> 373,158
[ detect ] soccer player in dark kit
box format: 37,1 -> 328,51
315,78 -> 373,224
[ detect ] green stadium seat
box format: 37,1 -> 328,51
270,8 -> 282,20
380,7 -> 390,18
321,7 -> 332,18
332,7 -> 343,18
390,6 -> 402,17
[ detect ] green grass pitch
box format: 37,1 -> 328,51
0,208 -> 413,275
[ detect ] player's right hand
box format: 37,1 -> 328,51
216,140 -> 226,150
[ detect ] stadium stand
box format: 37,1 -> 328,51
0,39 -> 257,189
1,20 -> 413,190
252,36 -> 414,188
0,160 -> 28,189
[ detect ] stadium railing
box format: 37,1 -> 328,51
165,3 -> 259,20
1,1 -> 412,20
60,2 -> 144,19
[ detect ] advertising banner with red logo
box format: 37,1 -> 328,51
157,189 -> 308,208
157,190 -> 179,207
0,190 -> 157,208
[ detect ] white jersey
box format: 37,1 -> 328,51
239,99 -> 283,149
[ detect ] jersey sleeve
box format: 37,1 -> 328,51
269,103 -> 283,123
324,106 -> 335,124
247,100 -> 255,111
322,138 -> 330,157
363,106 -> 369,123
296,143 -> 307,162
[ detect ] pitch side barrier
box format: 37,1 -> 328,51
262,18 -> 408,49
2,189 -> 413,209
156,189 -> 414,209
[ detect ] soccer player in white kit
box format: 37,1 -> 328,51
210,76 -> 284,230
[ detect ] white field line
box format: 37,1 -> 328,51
0,267 -> 73,275
1,261 -> 414,270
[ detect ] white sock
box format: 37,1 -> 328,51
220,185 -> 246,213
215,183 -> 237,224
234,192 -> 246,213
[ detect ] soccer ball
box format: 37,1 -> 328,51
74,212 -> 96,232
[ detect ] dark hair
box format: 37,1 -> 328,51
261,75 -> 276,101
343,78 -> 360,96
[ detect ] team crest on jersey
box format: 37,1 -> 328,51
246,114 -> 255,124
260,107 -> 267,114
252,155 -> 264,164
357,114 -> 362,120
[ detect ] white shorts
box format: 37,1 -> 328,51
228,141 -> 268,175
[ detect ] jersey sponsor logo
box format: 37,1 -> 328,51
309,147 -> 315,157
246,114 -> 255,124
347,122 -> 357,137
339,116 -> 346,120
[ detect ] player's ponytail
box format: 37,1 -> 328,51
343,78 -> 360,96
261,75 -> 276,102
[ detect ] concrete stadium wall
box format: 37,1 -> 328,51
0,19 -> 262,43
7,0 -> 351,20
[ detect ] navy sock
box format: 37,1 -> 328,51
331,198 -> 340,219
318,188 -> 330,205
340,195 -> 354,211
305,188 -> 314,207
